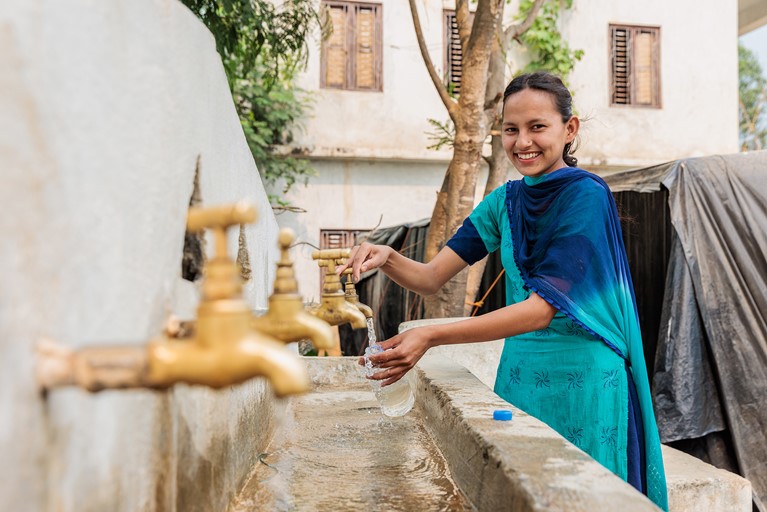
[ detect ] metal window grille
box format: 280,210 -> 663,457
443,10 -> 473,94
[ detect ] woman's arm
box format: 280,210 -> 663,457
367,292 -> 556,385
337,243 -> 467,296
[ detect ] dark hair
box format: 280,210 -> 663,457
503,71 -> 579,167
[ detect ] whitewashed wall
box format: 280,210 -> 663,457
295,0 -> 738,164
0,1 -> 279,510
283,0 -> 739,299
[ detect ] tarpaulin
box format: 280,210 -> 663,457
657,152 -> 767,510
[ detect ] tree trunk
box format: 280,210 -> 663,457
424,128 -> 487,318
463,4 -> 512,316
411,0 -> 547,319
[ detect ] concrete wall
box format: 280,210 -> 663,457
0,1 -> 280,510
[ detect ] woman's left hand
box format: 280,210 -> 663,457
359,327 -> 434,387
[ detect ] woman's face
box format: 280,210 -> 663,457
502,88 -> 579,177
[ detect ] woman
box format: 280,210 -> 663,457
338,71 -> 668,510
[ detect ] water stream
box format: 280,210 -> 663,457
366,316 -> 377,346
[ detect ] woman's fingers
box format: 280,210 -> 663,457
351,243 -> 374,282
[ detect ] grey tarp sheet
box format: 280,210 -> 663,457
608,151 -> 767,510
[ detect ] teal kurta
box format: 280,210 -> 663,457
454,170 -> 668,510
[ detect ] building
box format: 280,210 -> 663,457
274,0 -> 755,298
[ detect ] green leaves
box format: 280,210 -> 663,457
739,44 -> 767,151
515,0 -> 583,84
181,0 -> 319,207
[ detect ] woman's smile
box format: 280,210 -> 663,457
516,151 -> 542,163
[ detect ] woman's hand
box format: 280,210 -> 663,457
360,327 -> 434,386
336,242 -> 393,283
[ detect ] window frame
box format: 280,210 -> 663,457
320,0 -> 383,92
608,23 -> 662,109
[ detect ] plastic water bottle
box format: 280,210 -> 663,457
364,344 -> 415,417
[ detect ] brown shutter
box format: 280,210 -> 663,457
324,5 -> 348,88
354,6 -> 376,89
633,29 -> 657,106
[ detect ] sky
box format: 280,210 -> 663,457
740,23 -> 767,73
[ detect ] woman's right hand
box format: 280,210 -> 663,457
336,242 -> 393,283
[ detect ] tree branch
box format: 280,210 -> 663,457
504,0 -> 545,40
456,0 -> 471,58
408,0 -> 458,121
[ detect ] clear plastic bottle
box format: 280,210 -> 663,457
364,344 -> 415,417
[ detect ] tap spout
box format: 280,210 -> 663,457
148,335 -> 309,396
251,228 -> 335,350
309,298 -> 368,329
253,299 -> 335,350
36,333 -> 310,397
341,269 -> 373,319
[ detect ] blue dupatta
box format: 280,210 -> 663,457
506,167 -> 668,510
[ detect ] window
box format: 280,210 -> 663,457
321,1 -> 382,91
610,24 -> 661,108
443,10 -> 473,94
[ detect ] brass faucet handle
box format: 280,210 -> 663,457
311,248 -> 351,261
186,201 -> 257,232
273,228 -> 299,295
187,201 -> 257,262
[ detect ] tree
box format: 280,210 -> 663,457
739,44 -> 767,151
410,0 -> 581,317
180,0 -> 323,207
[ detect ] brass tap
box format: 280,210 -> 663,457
36,202 -> 310,397
308,250 -> 367,330
341,268 -> 373,319
251,228 -> 335,350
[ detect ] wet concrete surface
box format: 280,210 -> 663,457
230,381 -> 472,511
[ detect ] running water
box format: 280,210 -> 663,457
366,317 -> 377,346
363,317 -> 415,417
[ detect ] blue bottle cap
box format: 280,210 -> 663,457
493,409 -> 513,421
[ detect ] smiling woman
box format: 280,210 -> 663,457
339,71 -> 670,511
501,74 -> 580,177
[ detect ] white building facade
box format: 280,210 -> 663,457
277,0 -> 742,298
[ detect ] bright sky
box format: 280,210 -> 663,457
740,23 -> 767,73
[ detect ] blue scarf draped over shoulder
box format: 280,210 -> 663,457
506,167 -> 668,510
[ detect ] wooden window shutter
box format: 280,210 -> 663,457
324,5 -> 349,89
633,29 -> 659,106
321,1 -> 381,91
610,24 -> 660,108
354,6 -> 377,89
